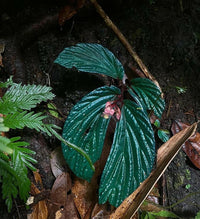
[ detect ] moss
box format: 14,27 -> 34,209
185,169 -> 191,180
174,175 -> 185,189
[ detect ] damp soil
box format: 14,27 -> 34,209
0,0 -> 200,218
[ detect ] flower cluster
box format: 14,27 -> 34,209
103,101 -> 121,120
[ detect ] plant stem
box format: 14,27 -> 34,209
50,129 -> 95,172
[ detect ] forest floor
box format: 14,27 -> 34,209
0,0 -> 200,218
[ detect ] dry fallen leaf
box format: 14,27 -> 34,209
48,172 -> 79,219
33,170 -> 43,188
91,203 -> 112,219
72,177 -> 97,218
171,120 -> 200,169
110,122 -> 197,219
27,171 -> 48,219
50,147 -> 66,178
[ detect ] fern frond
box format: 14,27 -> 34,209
0,117 -> 9,133
8,136 -> 37,171
0,136 -> 13,154
0,79 -> 60,212
0,83 -> 55,114
11,150 -> 31,200
0,76 -> 14,88
0,151 -> 9,162
0,136 -> 37,211
3,111 -> 60,137
41,123 -> 61,136
0,156 -> 30,211
4,111 -> 46,130
1,169 -> 18,212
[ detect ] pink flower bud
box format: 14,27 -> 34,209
103,101 -> 121,120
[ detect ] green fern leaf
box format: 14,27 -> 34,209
4,111 -> 46,130
0,76 -> 14,88
0,136 -> 13,154
8,137 -> 37,171
1,170 -> 18,212
0,83 -> 55,114
0,151 -> 9,162
11,150 -> 30,200
41,123 -> 61,136
0,117 -> 9,132
0,136 -> 37,211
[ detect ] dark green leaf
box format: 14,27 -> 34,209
54,43 -> 124,80
130,78 -> 165,118
62,86 -> 121,181
158,129 -> 170,142
99,99 -> 155,207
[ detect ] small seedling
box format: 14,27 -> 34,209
185,184 -> 191,190
55,43 -> 165,207
154,119 -> 170,143
175,86 -> 187,94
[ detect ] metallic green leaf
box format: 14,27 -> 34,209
54,43 -> 124,80
130,78 -> 165,118
158,129 -> 170,142
99,99 -> 155,207
62,86 -> 121,181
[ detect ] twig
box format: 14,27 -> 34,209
166,99 -> 172,118
90,0 -> 159,88
14,199 -> 21,219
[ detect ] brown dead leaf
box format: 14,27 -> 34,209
171,120 -> 200,169
27,198 -> 48,219
110,122 -> 197,219
91,203 -> 112,219
50,147 -> 66,178
72,177 -> 96,218
58,0 -> 85,26
28,172 -> 48,219
33,170 -> 43,188
48,172 -> 79,219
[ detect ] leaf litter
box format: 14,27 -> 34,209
171,120 -> 200,169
